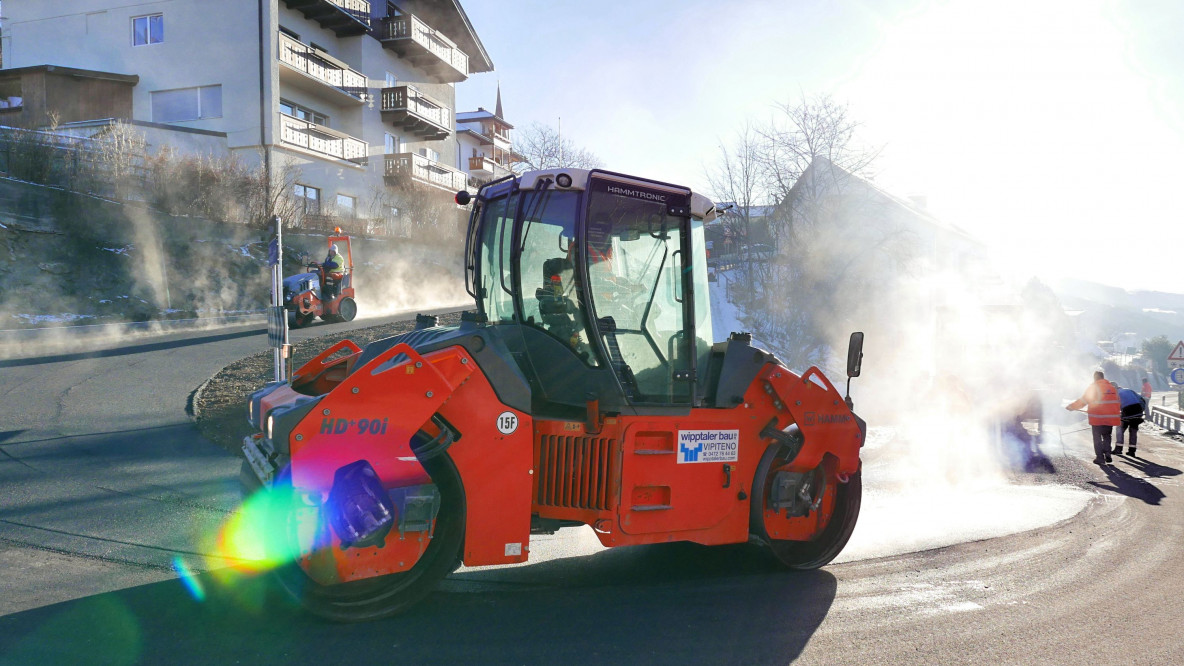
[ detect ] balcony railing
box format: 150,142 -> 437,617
385,153 -> 467,193
380,85 -> 450,140
379,14 -> 468,83
282,0 -> 370,36
278,33 -> 366,101
279,113 -> 367,164
467,155 -> 495,176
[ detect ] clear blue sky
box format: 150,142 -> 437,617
457,0 -> 1184,293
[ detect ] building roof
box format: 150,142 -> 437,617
0,64 -> 138,84
457,127 -> 493,145
397,0 -> 494,74
787,155 -> 980,244
456,107 -> 514,130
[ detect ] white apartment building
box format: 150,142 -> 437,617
0,0 -> 494,228
455,85 -> 518,187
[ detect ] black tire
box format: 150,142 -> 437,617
238,453 -> 465,622
337,297 -> 357,323
288,312 -> 313,329
749,444 -> 862,570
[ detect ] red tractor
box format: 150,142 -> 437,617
242,169 -> 867,621
283,232 -> 357,327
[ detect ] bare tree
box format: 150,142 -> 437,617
704,122 -> 768,297
512,121 -> 603,173
703,94 -> 907,370
760,94 -> 879,203
380,178 -> 467,245
90,120 -> 147,201
244,154 -> 302,229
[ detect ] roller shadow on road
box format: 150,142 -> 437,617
0,543 -> 838,665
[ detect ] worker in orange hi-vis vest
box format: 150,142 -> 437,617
1066,370 -> 1122,465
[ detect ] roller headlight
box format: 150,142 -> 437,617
266,414 -> 275,440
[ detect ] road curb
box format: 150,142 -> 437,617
187,375 -> 212,421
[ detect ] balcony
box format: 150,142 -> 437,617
279,113 -> 367,164
467,155 -> 512,180
282,0 -> 370,37
277,33 -> 366,105
379,14 -> 468,83
385,153 -> 467,193
380,86 -> 450,140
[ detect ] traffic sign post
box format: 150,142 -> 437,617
1169,340 -> 1184,370
269,215 -> 289,383
1171,367 -> 1184,386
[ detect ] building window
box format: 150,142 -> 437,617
384,71 -> 397,88
132,14 -> 164,46
384,133 -> 398,154
280,99 -> 328,126
295,184 -> 321,214
337,194 -> 356,217
151,85 -> 222,122
0,80 -> 23,109
419,147 -> 439,162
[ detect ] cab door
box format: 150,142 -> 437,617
580,175 -> 736,536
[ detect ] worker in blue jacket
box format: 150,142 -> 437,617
1112,384 -> 1147,456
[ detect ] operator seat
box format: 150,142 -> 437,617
536,258 -> 577,345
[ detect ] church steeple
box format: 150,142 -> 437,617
495,82 -> 503,119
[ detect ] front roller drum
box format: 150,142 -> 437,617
750,443 -> 862,569
239,449 -> 465,622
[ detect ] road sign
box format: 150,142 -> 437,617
1171,367 -> 1184,386
1170,340 -> 1184,370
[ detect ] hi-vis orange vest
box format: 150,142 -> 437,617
1086,379 -> 1121,427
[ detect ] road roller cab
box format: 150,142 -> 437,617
242,168 -> 867,621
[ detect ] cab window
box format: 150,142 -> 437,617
477,192 -> 519,322
516,190 -> 598,366
586,190 -> 692,404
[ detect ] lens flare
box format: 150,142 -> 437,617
171,556 -> 205,602
215,485 -> 305,573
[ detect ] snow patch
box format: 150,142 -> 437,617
1143,308 -> 1178,315
13,313 -> 98,324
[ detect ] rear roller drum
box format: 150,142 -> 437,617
750,444 -> 862,570
336,297 -> 357,323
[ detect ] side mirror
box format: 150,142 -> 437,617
846,332 -> 864,378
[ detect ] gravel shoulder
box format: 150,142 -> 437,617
192,312 -> 463,454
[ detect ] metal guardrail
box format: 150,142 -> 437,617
279,113 -> 367,164
1150,405 -> 1183,435
278,32 -> 367,99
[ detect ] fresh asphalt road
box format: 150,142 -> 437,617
1,317 -> 1183,664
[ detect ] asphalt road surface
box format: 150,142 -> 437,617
1,318 -> 1182,665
